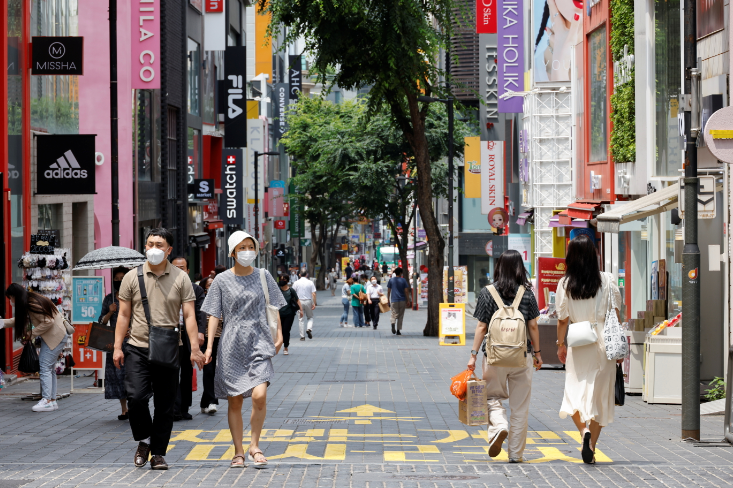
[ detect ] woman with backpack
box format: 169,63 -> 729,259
555,234 -> 622,464
467,250 -> 542,462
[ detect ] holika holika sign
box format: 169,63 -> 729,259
32,37 -> 83,75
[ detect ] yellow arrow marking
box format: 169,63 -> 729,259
267,443 -> 346,460
336,404 -> 396,416
564,431 -> 613,462
186,445 -> 224,461
419,430 -> 469,443
526,446 -> 583,463
452,446 -> 508,461
383,445 -> 440,462
170,430 -> 209,443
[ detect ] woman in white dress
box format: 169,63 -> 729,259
555,234 -> 622,464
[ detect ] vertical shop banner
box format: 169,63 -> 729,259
274,83 -> 289,143
479,34 -> 500,136
532,0 -> 581,83
464,136 -> 482,198
246,119 -> 264,235
203,2 -> 226,51
477,0 -> 497,33
221,149 -> 244,226
480,140 -> 504,215
132,0 -> 160,89
498,0 -> 523,113
269,180 -> 285,217
288,55 -> 302,102
224,46 -> 247,148
508,234 -> 532,274
289,182 -> 304,238
537,257 -> 566,310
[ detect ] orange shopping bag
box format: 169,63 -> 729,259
449,369 -> 473,401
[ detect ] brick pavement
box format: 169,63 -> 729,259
0,287 -> 731,487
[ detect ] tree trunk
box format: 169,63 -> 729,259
308,218 -> 321,288
316,221 -> 328,289
330,220 -> 342,279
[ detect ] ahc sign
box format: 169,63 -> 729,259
31,37 -> 83,75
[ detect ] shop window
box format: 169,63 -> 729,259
202,52 -> 216,125
8,0 -> 24,285
588,25 -> 607,162
654,0 -> 682,177
135,90 -> 160,182
30,0 -> 80,134
167,108 -> 178,202
38,204 -> 63,246
188,127 -> 201,191
188,38 -> 201,116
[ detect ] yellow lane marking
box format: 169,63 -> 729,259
336,404 -> 395,416
420,430 -> 470,443
452,446 -> 508,462
267,444 -> 346,461
384,445 -> 441,462
526,446 -> 583,463
564,431 -> 613,462
351,450 -> 376,452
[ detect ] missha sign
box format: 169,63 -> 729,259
31,37 -> 83,75
132,0 -> 160,89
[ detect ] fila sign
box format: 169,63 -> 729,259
36,135 -> 96,195
221,149 -> 244,225
132,0 -> 160,89
224,46 -> 247,148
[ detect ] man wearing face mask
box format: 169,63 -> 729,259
365,276 -> 384,330
114,228 -> 205,470
291,270 -> 317,341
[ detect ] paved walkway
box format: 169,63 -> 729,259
0,287 -> 731,487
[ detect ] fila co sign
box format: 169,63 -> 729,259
132,0 -> 160,89
31,37 -> 83,75
36,135 -> 96,195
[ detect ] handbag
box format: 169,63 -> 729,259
615,364 -> 625,406
379,295 -> 390,313
62,317 -> 75,335
259,268 -> 280,341
603,278 -> 628,360
19,341 -> 40,374
566,274 -> 605,348
137,265 -> 180,369
86,321 -> 115,353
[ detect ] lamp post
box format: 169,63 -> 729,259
253,151 -> 280,266
398,174 -> 420,310
417,95 -> 454,303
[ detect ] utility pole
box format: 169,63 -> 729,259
445,48 -> 455,304
109,0 -> 119,246
254,151 -> 280,266
681,0 -> 700,441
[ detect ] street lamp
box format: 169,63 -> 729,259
398,174 -> 420,310
417,95 -> 454,303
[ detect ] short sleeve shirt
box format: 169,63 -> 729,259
118,261 -> 196,348
474,284 -> 540,353
291,277 -> 316,302
387,277 -> 410,302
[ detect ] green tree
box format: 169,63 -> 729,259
261,0 -> 467,334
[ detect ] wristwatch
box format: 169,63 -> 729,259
556,340 -> 565,346
470,350 -> 479,356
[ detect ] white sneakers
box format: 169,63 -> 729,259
32,399 -> 56,412
201,404 -> 218,415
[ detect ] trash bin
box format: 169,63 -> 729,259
623,330 -> 646,395
643,327 -> 682,404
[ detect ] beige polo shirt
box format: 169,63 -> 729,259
118,261 -> 195,348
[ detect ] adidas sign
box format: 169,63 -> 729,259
45,150 -> 88,179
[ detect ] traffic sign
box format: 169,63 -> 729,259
678,176 -> 716,219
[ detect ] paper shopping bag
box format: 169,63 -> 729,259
458,374 -> 488,426
379,296 -> 390,313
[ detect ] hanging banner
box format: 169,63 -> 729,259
464,136 -> 482,198
288,55 -> 302,102
36,135 -> 96,195
246,119 -> 264,235
132,0 -> 160,89
224,46 -> 247,148
498,0 -> 523,113
532,0 -> 581,83
221,149 -> 244,226
480,140 -> 504,216
274,83 -> 289,141
203,3 -> 226,51
477,0 -> 497,33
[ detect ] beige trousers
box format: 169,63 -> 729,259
482,354 -> 533,460
390,301 -> 407,329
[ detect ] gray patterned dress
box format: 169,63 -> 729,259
201,268 -> 287,399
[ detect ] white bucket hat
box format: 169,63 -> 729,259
227,230 -> 259,256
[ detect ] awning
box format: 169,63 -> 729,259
407,241 -> 427,250
189,233 -> 211,247
515,210 -> 533,226
567,203 -> 600,220
597,183 -> 680,233
549,211 -> 590,228
206,220 -> 224,230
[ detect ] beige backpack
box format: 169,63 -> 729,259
485,284 -> 528,368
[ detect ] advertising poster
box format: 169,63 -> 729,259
480,140 -> 504,216
697,0 -> 724,39
537,257 -> 566,310
420,273 -> 429,301
532,0 -> 582,83
508,234 -> 532,274
464,136 -> 482,198
443,266 -> 468,304
72,276 -> 105,324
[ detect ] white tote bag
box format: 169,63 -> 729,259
566,275 -> 604,348
259,269 -> 280,341
603,277 -> 628,360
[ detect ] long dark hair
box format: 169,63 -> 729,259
6,283 -> 59,340
493,250 -> 532,299
199,276 -> 212,293
564,234 -> 602,300
535,1 -> 550,48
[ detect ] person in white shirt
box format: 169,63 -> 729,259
366,277 -> 384,330
291,271 -> 317,340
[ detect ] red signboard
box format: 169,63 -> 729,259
477,0 -> 497,34
537,257 -> 566,310
274,220 -> 286,230
72,324 -> 104,369
205,0 -> 223,12
282,202 -> 290,217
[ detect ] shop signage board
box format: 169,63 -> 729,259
678,176 -> 716,219
274,83 -> 289,140
189,178 -> 214,200
480,140 -> 504,214
508,233 -> 532,274
274,220 -> 286,230
439,303 -> 466,346
36,134 -> 96,195
132,0 -> 160,89
497,0 -> 523,113
703,106 -> 733,163
221,149 -> 244,226
476,0 -> 497,33
203,1 -> 226,51
464,136 -> 482,198
72,324 -> 104,370
31,37 -> 83,75
537,257 -> 566,310
72,276 -> 105,324
289,182 -> 304,238
205,0 -> 223,12
224,46 -> 248,148
289,55 -> 302,101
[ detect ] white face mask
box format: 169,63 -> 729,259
371,280 -> 377,285
146,248 -> 166,265
236,250 -> 257,267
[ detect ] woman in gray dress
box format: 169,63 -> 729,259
202,231 -> 285,468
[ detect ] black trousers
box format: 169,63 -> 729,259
175,340 -> 193,414
364,301 -> 372,323
124,344 -> 179,456
281,313 -> 296,348
369,301 -> 381,327
200,337 -> 219,408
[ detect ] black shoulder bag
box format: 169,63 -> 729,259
137,265 -> 180,369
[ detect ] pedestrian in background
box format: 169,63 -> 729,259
366,276 -> 384,330
197,276 -> 220,415
360,274 -> 372,327
340,278 -> 353,327
328,268 -> 338,296
99,267 -> 130,420
114,228 -> 204,470
345,262 -> 353,280
4,284 -> 68,413
202,231 -> 285,468
555,234 -> 622,465
350,277 -> 366,328
387,268 -> 411,335
292,271 -> 317,341
278,276 -> 301,355
290,268 -> 299,285
467,250 -> 542,462
171,256 -> 207,421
